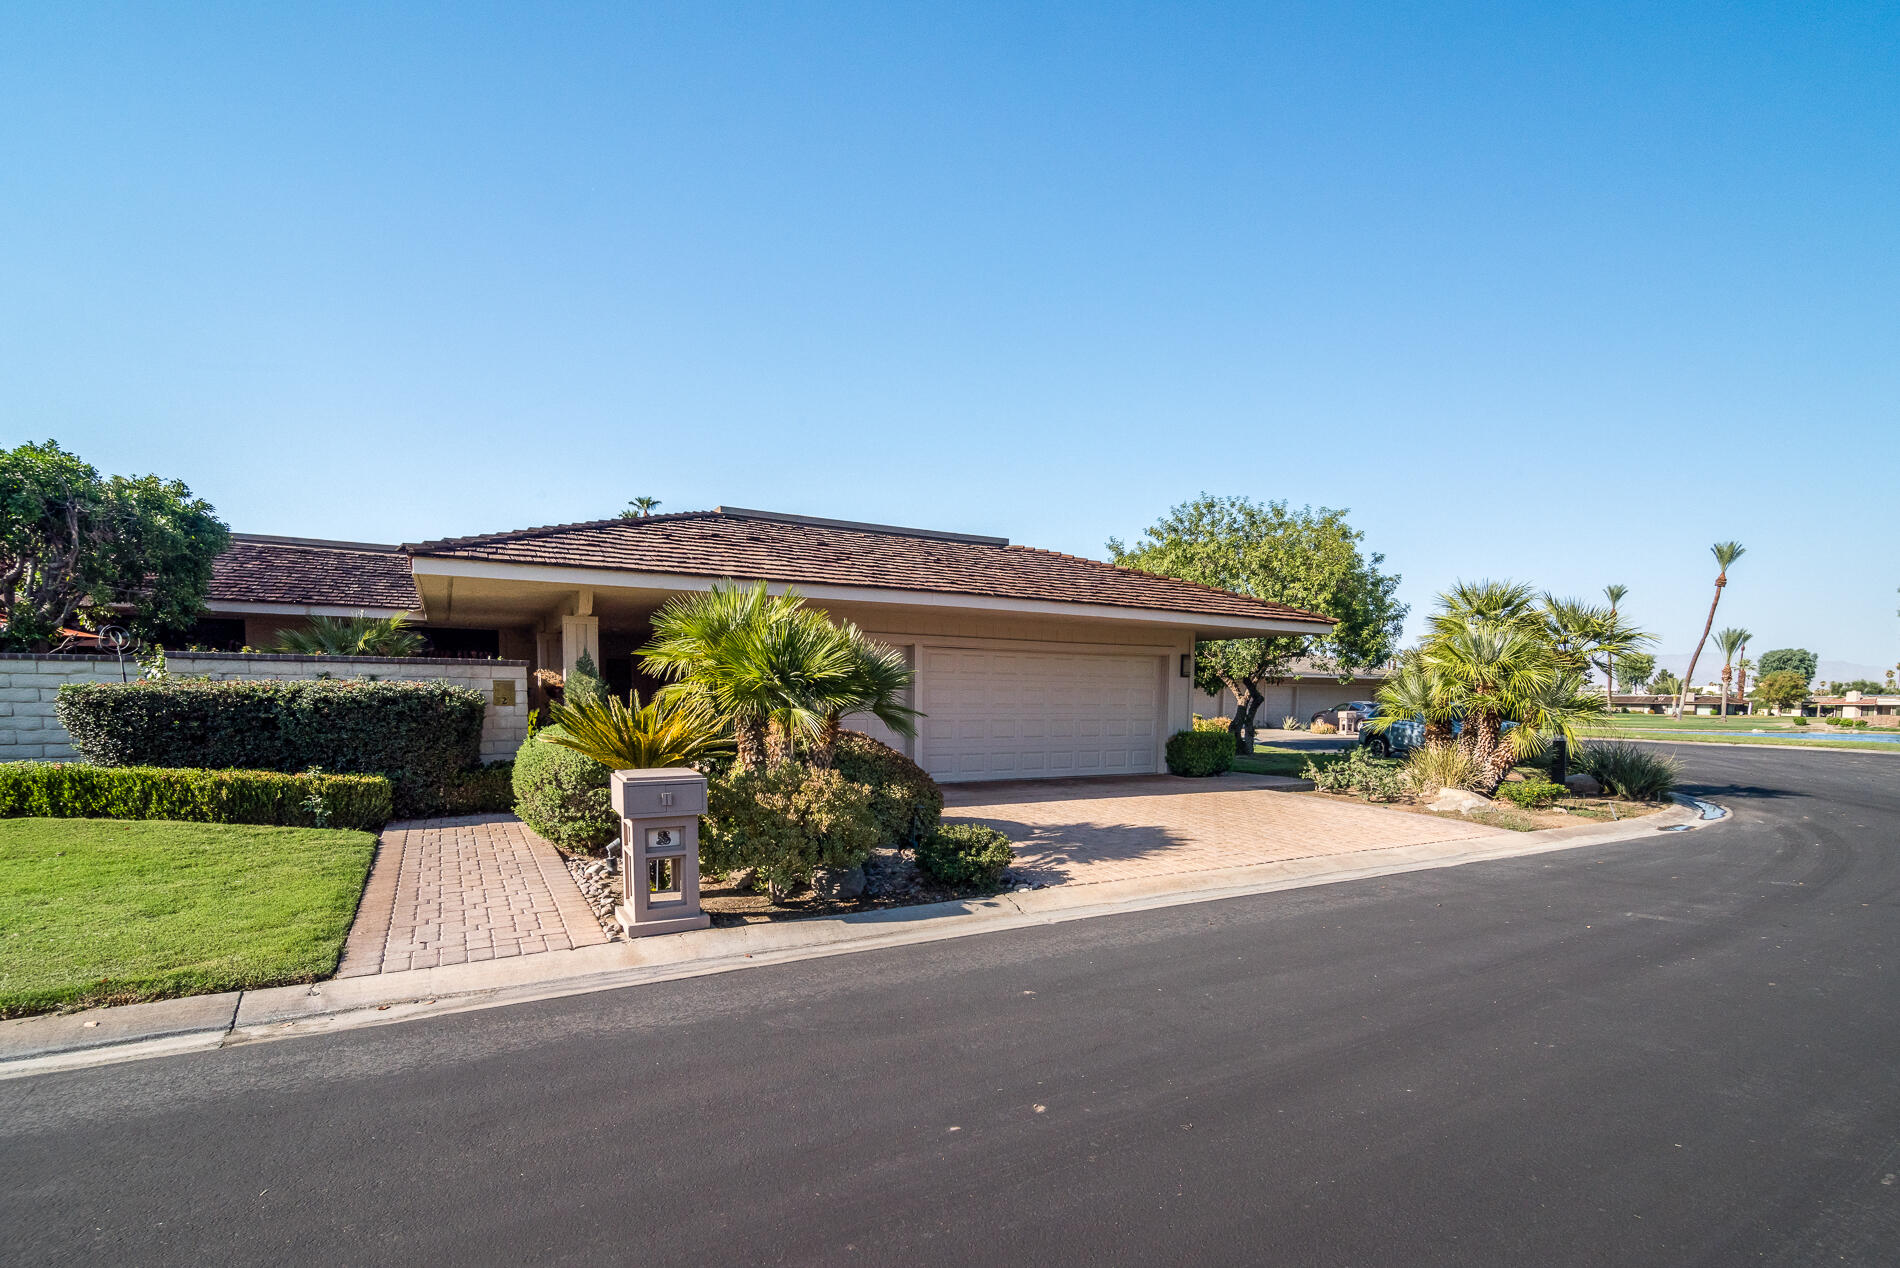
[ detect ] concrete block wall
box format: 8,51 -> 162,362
0,653 -> 530,764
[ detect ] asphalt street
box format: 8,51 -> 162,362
5,746 -> 1898,1266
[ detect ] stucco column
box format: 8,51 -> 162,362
561,614 -> 600,676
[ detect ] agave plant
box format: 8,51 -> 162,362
540,690 -> 730,769
270,613 -> 423,657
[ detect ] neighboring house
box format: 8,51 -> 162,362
1610,693 -> 1749,715
185,507 -> 1334,784
1814,692 -> 1900,721
1191,658 -> 1395,729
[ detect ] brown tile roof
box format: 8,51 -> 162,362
405,509 -> 1333,626
208,536 -> 420,610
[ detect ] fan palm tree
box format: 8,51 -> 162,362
806,621 -> 920,769
641,581 -> 855,769
1715,627 -> 1751,718
1600,584 -> 1629,701
620,497 -> 662,519
270,613 -> 423,657
1675,541 -> 1745,720
1365,650 -> 1458,749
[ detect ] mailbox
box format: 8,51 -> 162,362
610,768 -> 712,937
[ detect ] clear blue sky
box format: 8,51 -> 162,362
4,3 -> 1896,667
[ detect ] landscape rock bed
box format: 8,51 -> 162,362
561,855 -> 623,940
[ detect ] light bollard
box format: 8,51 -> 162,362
610,768 -> 712,938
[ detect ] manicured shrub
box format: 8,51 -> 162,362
0,763 -> 391,830
914,822 -> 1014,887
1305,747 -> 1408,801
1496,778 -> 1563,809
1166,729 -> 1235,777
55,678 -> 485,817
1576,741 -> 1680,801
427,762 -> 517,817
1192,715 -> 1241,754
702,763 -> 880,898
511,728 -> 616,851
563,650 -> 609,709
830,730 -> 943,845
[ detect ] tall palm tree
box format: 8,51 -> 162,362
807,621 -> 920,769
619,497 -> 662,519
1675,541 -> 1745,720
1734,642 -> 1752,710
1715,627 -> 1751,718
1601,584 -> 1629,702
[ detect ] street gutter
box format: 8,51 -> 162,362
1,796 -> 1714,1080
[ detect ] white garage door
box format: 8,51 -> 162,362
918,647 -> 1162,782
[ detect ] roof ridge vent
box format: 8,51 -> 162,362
714,507 -> 1008,547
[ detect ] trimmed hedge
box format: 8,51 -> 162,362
1192,715 -> 1241,754
1166,729 -> 1234,777
914,823 -> 1014,887
55,679 -> 485,818
432,761 -> 517,816
830,730 -> 944,846
0,762 -> 391,830
511,729 -> 616,851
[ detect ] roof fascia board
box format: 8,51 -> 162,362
407,555 -> 1329,637
204,600 -> 419,618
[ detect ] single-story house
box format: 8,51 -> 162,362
186,507 -> 1334,783
1191,658 -> 1395,729
1814,692 -> 1900,721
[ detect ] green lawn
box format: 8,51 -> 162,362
0,818 -> 377,1019
1231,746 -> 1342,777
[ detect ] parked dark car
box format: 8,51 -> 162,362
1358,707 -> 1423,757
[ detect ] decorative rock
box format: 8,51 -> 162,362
811,864 -> 867,902
1564,773 -> 1604,796
1426,787 -> 1491,814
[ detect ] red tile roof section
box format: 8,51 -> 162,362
405,511 -> 1333,626
209,537 -> 420,610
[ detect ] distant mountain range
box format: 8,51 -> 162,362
1649,654 -> 1894,687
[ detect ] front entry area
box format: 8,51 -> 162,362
917,647 -> 1163,783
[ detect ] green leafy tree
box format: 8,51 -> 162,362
1649,668 -> 1682,698
1617,651 -> 1657,694
1676,541 -> 1745,719
1754,669 -> 1810,714
1833,679 -> 1886,695
0,439 -> 229,649
1757,648 -> 1818,683
1107,496 -> 1406,752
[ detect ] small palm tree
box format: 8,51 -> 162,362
1421,613 -> 1604,793
1676,541 -> 1745,720
541,690 -> 730,769
1366,651 -> 1458,748
271,614 -> 423,657
1715,627 -> 1751,718
619,497 -> 662,519
807,622 -> 919,768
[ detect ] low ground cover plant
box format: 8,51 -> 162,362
0,817 -> 376,1018
1495,778 -> 1563,809
56,678 -> 486,817
1304,747 -> 1408,801
0,762 -> 391,830
914,823 -> 1013,887
1166,729 -> 1235,777
1576,741 -> 1680,800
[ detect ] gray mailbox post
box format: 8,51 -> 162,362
610,768 -> 712,938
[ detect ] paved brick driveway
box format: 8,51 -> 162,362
336,814 -> 608,977
943,774 -> 1508,886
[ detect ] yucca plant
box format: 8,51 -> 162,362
1576,740 -> 1680,801
270,613 -> 423,657
540,690 -> 730,770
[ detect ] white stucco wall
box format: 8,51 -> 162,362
0,652 -> 529,764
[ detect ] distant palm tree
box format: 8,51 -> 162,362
1676,541 -> 1745,720
1715,627 -> 1751,718
1735,644 -> 1752,707
619,497 -> 662,519
1601,584 -> 1629,702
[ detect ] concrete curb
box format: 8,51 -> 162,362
1,798 -> 1710,1079
1606,735 -> 1900,757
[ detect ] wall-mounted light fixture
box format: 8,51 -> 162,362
1180,653 -> 1192,679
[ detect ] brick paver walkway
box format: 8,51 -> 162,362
336,814 -> 608,977
944,774 -> 1509,887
